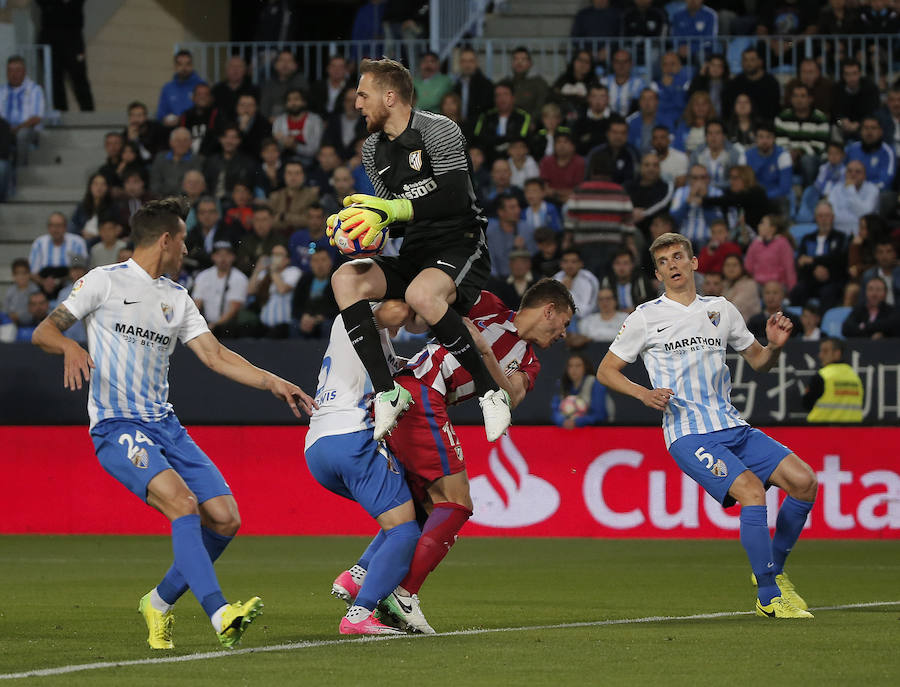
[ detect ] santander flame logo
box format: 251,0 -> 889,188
470,432 -> 560,528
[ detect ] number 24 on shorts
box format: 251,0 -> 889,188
118,430 -> 154,469
695,446 -> 728,477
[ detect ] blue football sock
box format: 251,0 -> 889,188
739,505 -> 779,604
157,526 -> 233,605
357,530 -> 387,571
355,521 -> 419,611
170,514 -> 227,618
772,496 -> 814,575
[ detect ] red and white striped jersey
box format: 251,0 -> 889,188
404,291 -> 541,405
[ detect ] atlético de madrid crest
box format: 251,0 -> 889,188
707,311 -> 720,327
408,149 -> 423,171
161,302 -> 173,323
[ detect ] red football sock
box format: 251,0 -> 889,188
400,502 -> 472,594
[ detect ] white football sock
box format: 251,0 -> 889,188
349,564 -> 367,584
150,588 -> 173,614
211,604 -> 228,633
345,605 -> 371,623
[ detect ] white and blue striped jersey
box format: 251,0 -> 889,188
305,312 -> 404,450
61,259 -> 209,428
609,294 -> 756,447
0,77 -> 46,127
259,266 -> 302,327
603,75 -> 647,117
29,233 -> 88,273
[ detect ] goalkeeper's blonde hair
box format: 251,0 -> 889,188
359,57 -> 414,104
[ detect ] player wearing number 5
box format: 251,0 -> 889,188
32,198 -> 317,649
597,232 -> 819,619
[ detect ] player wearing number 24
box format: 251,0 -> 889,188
32,198 -> 317,649
597,232 -> 819,620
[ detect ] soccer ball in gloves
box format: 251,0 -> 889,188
332,217 -> 387,258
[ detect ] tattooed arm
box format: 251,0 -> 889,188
32,304 -> 95,390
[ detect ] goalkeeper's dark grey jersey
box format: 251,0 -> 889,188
361,109 -> 487,252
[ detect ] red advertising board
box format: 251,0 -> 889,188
1,426 -> 897,538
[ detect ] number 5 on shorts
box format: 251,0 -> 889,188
694,446 -> 714,469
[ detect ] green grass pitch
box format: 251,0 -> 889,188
1,536 -> 898,685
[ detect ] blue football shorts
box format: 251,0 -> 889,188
304,429 -> 412,518
90,414 -> 231,504
668,425 -> 793,507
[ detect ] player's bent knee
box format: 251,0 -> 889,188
332,261 -> 379,304
729,471 -> 766,506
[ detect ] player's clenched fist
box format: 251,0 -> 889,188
337,193 -> 413,247
641,386 -> 673,411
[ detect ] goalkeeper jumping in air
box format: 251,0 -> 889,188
327,57 -> 511,443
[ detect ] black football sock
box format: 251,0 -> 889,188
341,300 -> 395,393
429,306 -> 498,396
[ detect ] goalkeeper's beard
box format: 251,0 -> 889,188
365,103 -> 390,133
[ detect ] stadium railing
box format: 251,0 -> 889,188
173,34 -> 900,89
430,0 -> 492,61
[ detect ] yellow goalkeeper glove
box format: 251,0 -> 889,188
325,212 -> 340,245
337,194 -> 413,247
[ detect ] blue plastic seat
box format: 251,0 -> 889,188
821,306 -> 852,338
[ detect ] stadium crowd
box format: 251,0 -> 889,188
4,0 -> 900,348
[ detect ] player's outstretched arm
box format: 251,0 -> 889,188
32,304 -> 95,390
596,351 -> 673,411
739,312 -> 792,373
186,332 -> 317,418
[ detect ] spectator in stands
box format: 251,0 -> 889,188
627,88 -> 664,154
625,152 -> 673,239
439,92 -> 469,141
530,102 -> 565,161
673,91 -> 714,155
203,125 -> 257,203
309,54 -> 350,117
509,47 -> 549,120
182,169 -> 207,233
124,101 -> 166,163
2,258 -> 38,327
484,158 -> 525,216
17,290 -> 50,342
697,219 -> 741,275
651,125 -> 688,188
185,196 -> 236,273
487,248 -> 537,311
0,55 -> 46,167
487,193 -> 525,278
453,47 -> 494,125
799,302 -> 822,341
783,58 -> 833,117
690,119 -> 739,190
723,47 -> 780,122
473,81 -> 531,163
744,214 -> 797,291
236,204 -> 286,274
602,49 -> 645,118
623,0 -> 668,39
68,173 -> 112,241
654,52 -> 690,130
689,54 -> 728,118
739,122 -> 792,214
413,51 -> 452,113
670,0 -> 718,61
846,117 -> 897,216
508,137 -> 540,189
259,49 -> 309,121
748,280 -> 800,341
567,288 -> 627,347
255,138 -> 284,197
775,84 -> 830,187
571,0 -> 621,45
235,93 -> 272,160
247,243 -> 302,338
269,159 -> 319,235
29,212 -> 88,298
521,178 -> 561,234
790,201 -> 847,310
552,353 -> 607,429
705,164 -> 767,238
554,248 -> 599,317
351,0 -> 387,44
828,160 -> 879,236
287,203 -> 337,271
157,50 -> 204,126
179,83 -> 220,156
859,0 -> 900,75
832,59 -> 880,142
273,89 -> 324,168
798,141 -> 846,222
36,0 -> 94,112
600,248 -> 653,312
861,239 -> 900,307
532,226 -> 562,278
113,169 -> 152,233
573,84 -> 611,156
725,93 -> 759,148
552,50 -> 598,118
212,55 -> 258,121
817,0 -> 861,60
323,87 -> 366,161
842,276 -> 899,338
586,116 -> 638,185
96,131 -> 125,188
192,240 -> 248,338
876,86 -> 900,162
292,242 -> 338,339
222,182 -> 255,233
848,213 -> 886,281
89,218 -> 125,269
321,165 -> 357,216
539,129 -> 585,205
0,114 -> 10,201
702,270 -> 724,297
670,164 -> 723,248
149,127 -> 203,197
